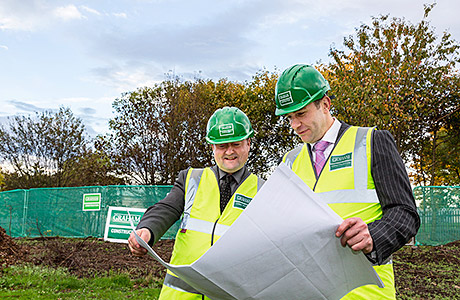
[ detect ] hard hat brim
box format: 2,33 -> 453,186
275,98 -> 312,116
206,131 -> 254,144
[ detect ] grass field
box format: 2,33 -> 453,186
0,265 -> 161,299
0,264 -> 161,299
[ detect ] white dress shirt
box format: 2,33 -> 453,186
310,118 -> 341,161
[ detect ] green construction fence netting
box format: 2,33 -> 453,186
0,185 -> 177,240
414,186 -> 460,246
1,185 -> 459,245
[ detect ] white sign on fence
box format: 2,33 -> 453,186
104,206 -> 146,243
82,193 -> 101,211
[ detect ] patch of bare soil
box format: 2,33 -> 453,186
393,240 -> 460,299
0,226 -> 173,280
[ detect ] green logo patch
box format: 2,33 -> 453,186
278,91 -> 294,106
233,194 -> 252,210
330,152 -> 353,171
219,124 -> 234,137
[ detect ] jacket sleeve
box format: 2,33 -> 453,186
367,130 -> 420,264
136,168 -> 189,245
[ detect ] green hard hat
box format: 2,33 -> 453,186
206,107 -> 254,144
275,64 -> 330,116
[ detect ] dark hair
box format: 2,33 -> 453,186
313,95 -> 325,109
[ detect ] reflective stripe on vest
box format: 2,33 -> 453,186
182,217 -> 230,236
180,168 -> 204,231
163,273 -> 201,294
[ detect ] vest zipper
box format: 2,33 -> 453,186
210,218 -> 219,246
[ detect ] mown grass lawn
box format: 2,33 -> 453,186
0,264 -> 161,299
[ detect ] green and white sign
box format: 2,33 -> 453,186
330,152 -> 353,171
104,207 -> 146,243
233,194 -> 252,210
219,123 -> 234,137
82,193 -> 101,211
278,91 -> 294,106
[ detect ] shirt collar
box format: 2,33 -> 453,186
217,165 -> 246,185
310,118 -> 341,148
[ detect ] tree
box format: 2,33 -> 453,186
0,107 -> 89,189
325,3 -> 460,185
102,85 -> 168,185
105,69 -> 297,184
409,109 -> 460,186
240,69 -> 296,177
0,169 -> 5,191
63,143 -> 126,187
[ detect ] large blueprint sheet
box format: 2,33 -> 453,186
132,163 -> 383,299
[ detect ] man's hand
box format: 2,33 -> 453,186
335,217 -> 373,254
128,228 -> 151,256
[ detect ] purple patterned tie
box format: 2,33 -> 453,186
314,140 -> 330,175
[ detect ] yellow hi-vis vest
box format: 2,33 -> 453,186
159,167 -> 262,300
283,126 -> 396,300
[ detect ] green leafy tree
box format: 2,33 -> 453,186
105,70 -> 296,184
0,169 -> 5,191
103,85 -> 167,185
241,70 -> 295,177
63,144 -> 126,187
159,78 -> 219,183
410,111 -> 460,186
0,107 -> 88,189
325,3 -> 460,185
104,78 -> 218,185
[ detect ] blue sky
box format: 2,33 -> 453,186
1,0 -> 459,137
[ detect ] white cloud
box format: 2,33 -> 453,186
81,5 -> 101,16
0,0 -> 50,31
113,12 -> 127,18
91,65 -> 160,93
53,5 -> 83,20
0,2 -> 86,31
0,45 -> 8,50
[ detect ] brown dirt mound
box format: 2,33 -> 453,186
0,226 -> 23,268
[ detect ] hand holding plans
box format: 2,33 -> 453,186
131,163 -> 383,300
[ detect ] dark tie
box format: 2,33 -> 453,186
220,175 -> 234,213
314,140 -> 330,175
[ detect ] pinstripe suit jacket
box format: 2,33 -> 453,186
337,122 -> 420,264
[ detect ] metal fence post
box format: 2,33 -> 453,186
22,190 -> 29,237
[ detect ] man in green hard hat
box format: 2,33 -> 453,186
275,64 -> 419,299
128,106 -> 264,299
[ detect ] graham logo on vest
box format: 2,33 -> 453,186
233,194 -> 252,210
330,152 -> 353,171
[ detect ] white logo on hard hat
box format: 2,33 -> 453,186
219,124 -> 234,136
278,91 -> 294,106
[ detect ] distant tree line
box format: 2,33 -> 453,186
0,4 -> 458,190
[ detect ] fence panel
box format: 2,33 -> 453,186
3,185 -> 460,245
0,185 -> 176,240
414,186 -> 460,245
